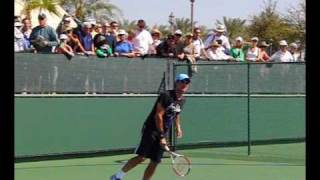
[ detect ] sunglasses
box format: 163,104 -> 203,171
177,79 -> 191,84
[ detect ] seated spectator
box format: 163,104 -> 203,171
30,13 -> 59,53
289,43 -> 301,62
192,27 -> 208,59
132,19 -> 153,56
245,37 -> 261,62
230,36 -> 246,61
93,22 -> 117,54
114,29 -> 135,58
76,22 -> 95,55
14,21 -> 24,52
269,40 -> 294,62
258,41 -> 270,62
148,28 -> 162,55
56,16 -> 73,35
207,41 -> 234,61
63,27 -> 88,55
55,34 -> 74,59
204,24 -> 231,54
156,34 -> 176,57
96,43 -> 112,58
21,18 -> 32,50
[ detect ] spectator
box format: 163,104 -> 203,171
127,29 -> 135,44
245,37 -> 260,62
174,29 -> 184,44
148,28 -> 162,55
114,29 -> 135,58
207,40 -> 234,61
156,34 -> 176,57
93,22 -> 117,54
21,18 -> 32,50
132,19 -> 153,56
176,33 -> 197,72
14,21 -> 24,52
230,36 -> 246,61
30,13 -> 59,53
56,16 -> 73,35
55,34 -> 74,59
289,43 -> 301,62
110,21 -> 119,38
96,43 -> 112,58
258,41 -> 270,62
63,27 -> 88,55
192,27 -> 208,59
204,24 -> 231,54
269,40 -> 294,62
76,22 -> 95,55
92,23 -> 102,38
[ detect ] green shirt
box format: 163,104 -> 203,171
230,47 -> 245,61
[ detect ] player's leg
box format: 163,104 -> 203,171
142,161 -> 159,180
110,155 -> 146,180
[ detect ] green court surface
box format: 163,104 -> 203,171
15,143 -> 305,180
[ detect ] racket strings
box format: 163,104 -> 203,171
172,156 -> 190,176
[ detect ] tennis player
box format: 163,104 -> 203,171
110,73 -> 191,180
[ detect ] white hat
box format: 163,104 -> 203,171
289,42 -> 298,48
64,17 -> 72,22
235,36 -> 243,42
215,24 -> 225,32
14,22 -> 23,27
279,40 -> 288,46
118,29 -> 127,35
174,29 -> 183,35
59,34 -> 68,40
251,37 -> 259,41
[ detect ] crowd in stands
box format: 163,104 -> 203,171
14,13 -> 305,63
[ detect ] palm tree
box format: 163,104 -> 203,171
119,19 -> 137,31
175,17 -> 197,34
24,0 -> 61,18
59,0 -> 122,22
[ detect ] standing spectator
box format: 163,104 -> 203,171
230,36 -> 246,62
21,18 -> 32,50
93,22 -> 117,54
127,29 -> 136,44
114,29 -> 135,58
269,40 -> 294,62
55,34 -> 74,59
156,34 -> 176,57
56,16 -> 73,36
192,27 -> 208,59
258,41 -> 270,62
289,43 -> 301,62
132,19 -> 153,56
63,27 -> 88,55
207,41 -> 234,61
14,22 -> 24,52
30,13 -> 59,53
110,21 -> 119,38
174,29 -> 184,44
148,28 -> 162,55
76,22 -> 95,55
176,33 -> 197,72
245,37 -> 260,62
204,24 -> 231,54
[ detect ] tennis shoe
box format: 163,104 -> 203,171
110,174 -> 122,180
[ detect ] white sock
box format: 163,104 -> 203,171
115,170 -> 126,179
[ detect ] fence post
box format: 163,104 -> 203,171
247,62 -> 251,155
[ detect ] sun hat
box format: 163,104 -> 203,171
235,36 -> 243,42
118,29 -> 127,35
279,40 -> 288,46
174,29 -> 183,35
214,24 -> 225,32
59,34 -> 68,40
251,37 -> 259,41
289,42 -> 298,48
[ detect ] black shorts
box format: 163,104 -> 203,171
134,130 -> 165,163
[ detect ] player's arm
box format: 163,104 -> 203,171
175,114 -> 183,138
155,102 -> 167,146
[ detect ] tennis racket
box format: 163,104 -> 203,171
163,145 -> 191,177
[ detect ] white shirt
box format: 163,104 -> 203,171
270,50 -> 294,62
204,33 -> 231,50
192,38 -> 205,57
132,29 -> 153,55
207,48 -> 231,61
246,47 -> 260,61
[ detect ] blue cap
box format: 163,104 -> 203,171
175,73 -> 190,82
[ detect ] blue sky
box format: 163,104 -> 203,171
109,0 -> 301,28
